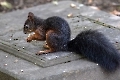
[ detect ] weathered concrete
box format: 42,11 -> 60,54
0,1 -> 120,80
0,39 -> 81,67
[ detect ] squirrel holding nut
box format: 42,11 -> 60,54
23,12 -> 120,72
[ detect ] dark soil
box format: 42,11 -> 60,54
0,0 -> 120,16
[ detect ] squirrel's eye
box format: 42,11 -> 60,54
25,25 -> 29,29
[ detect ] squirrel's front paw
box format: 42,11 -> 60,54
27,37 -> 32,42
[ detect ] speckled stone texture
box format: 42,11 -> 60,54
0,1 -> 120,80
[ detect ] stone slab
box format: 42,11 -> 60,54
1,11 -> 120,67
0,50 -> 120,80
0,39 -> 81,67
0,1 -> 120,80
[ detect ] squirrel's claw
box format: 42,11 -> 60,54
26,37 -> 32,42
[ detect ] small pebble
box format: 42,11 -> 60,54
56,56 -> 58,58
4,64 -> 7,66
52,1 -> 58,5
5,56 -> 8,58
16,39 -> 18,40
67,13 -> 73,18
70,3 -> 76,8
79,4 -> 84,7
96,18 -> 100,21
14,59 -> 18,63
21,69 -> 24,72
102,24 -> 106,26
63,71 -> 66,72
22,47 -> 25,49
90,6 -> 99,10
10,34 -> 13,37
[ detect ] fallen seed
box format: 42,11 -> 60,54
67,13 -> 73,18
70,3 -> 76,8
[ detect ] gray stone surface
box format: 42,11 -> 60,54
0,0 -> 120,80
0,0 -> 82,68
0,50 -> 120,80
0,39 -> 81,67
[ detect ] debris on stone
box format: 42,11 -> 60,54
67,13 -> 73,18
84,27 -> 87,28
55,56 -> 58,58
4,64 -> 7,66
13,38 -> 18,40
21,69 -> 24,72
79,4 -> 84,7
52,1 -> 58,5
22,47 -> 25,49
63,70 -> 66,72
18,49 -> 20,51
70,3 -> 76,8
14,59 -> 18,63
96,18 -> 100,21
90,6 -> 99,10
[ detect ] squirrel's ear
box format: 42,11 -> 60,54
28,12 -> 34,20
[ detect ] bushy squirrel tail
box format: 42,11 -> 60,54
68,30 -> 120,72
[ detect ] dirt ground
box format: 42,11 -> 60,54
0,0 -> 120,16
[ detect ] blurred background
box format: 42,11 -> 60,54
0,0 -> 120,16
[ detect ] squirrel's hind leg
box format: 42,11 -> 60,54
36,30 -> 59,55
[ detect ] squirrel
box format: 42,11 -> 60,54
23,12 -> 120,72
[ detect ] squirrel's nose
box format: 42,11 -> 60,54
24,25 -> 29,29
